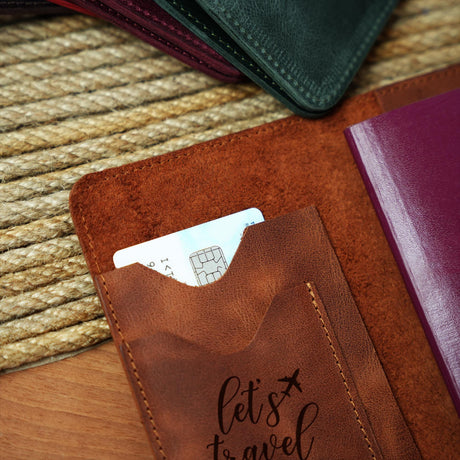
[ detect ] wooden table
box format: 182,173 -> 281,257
0,343 -> 152,459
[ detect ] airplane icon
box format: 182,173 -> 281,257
278,368 -> 302,397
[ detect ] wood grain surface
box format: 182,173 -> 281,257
0,342 -> 152,459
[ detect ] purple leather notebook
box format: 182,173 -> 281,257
345,89 -> 460,414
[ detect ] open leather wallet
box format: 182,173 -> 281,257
70,64 -> 460,459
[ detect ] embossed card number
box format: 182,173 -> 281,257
207,369 -> 319,460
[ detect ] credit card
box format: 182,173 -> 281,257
113,208 -> 264,286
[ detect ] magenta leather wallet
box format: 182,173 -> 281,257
49,0 -> 244,82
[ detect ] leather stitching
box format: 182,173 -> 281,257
167,0 -> 288,98
73,91 -> 378,188
71,90 -> 377,455
167,0 -> 395,107
119,0 -> 229,63
82,0 -> 237,79
76,115 -> 303,186
207,1 -> 395,104
305,282 -> 376,459
78,207 -> 167,459
376,65 -> 459,97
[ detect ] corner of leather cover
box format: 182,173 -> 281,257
374,63 -> 460,112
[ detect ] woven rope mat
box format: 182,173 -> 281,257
0,0 -> 459,373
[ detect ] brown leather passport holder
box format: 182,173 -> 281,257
70,64 -> 460,459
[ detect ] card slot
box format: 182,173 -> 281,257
98,205 -> 312,290
95,207 -> 334,347
105,211 -> 273,292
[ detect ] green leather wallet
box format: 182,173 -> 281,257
154,0 -> 397,117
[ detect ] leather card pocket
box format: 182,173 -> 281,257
94,207 -> 419,459
121,282 -> 382,459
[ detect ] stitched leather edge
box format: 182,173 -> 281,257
70,92 -> 379,203
79,207 -> 168,459
79,0 -> 239,79
204,1 -> 396,104
377,64 -> 460,97
166,1 -> 287,98
374,64 -> 460,112
305,282 -> 376,459
166,0 -> 395,108
119,0 -> 229,63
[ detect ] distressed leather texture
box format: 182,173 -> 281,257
70,64 -> 460,459
154,0 -> 397,116
345,89 -> 460,414
48,0 -> 244,82
95,208 -> 419,459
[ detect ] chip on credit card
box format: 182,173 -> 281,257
113,208 -> 264,286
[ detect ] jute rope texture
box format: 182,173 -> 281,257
0,0 -> 459,372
